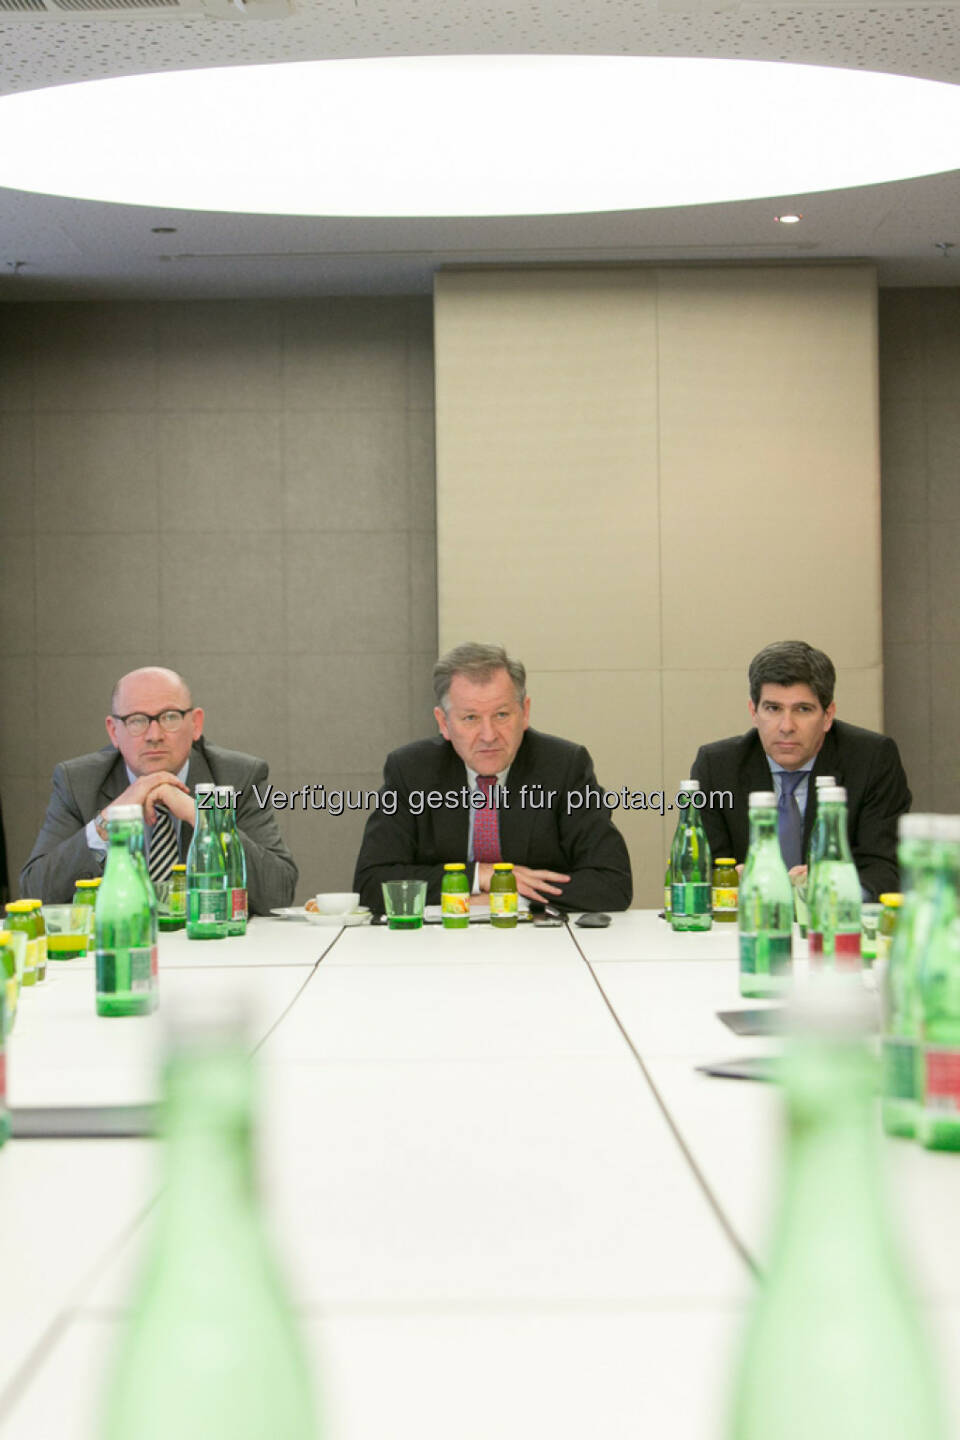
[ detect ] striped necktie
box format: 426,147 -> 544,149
148,804 -> 178,883
473,776 -> 502,863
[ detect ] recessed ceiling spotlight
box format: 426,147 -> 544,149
775,213 -> 803,224
1,58 -> 960,217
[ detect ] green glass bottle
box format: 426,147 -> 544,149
882,815 -> 936,1139
663,854 -> 672,920
916,816 -> 960,1151
0,930 -> 18,1037
0,970 -> 8,1147
806,785 -> 861,969
126,810 -> 159,974
216,786 -> 248,937
186,784 -> 228,941
95,804 -> 158,1018
738,792 -> 793,999
100,1015 -> 317,1439
670,781 -> 712,931
729,978 -> 946,1440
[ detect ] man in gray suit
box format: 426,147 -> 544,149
20,666 -> 297,913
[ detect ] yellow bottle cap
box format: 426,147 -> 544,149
5,901 -> 33,913
171,864 -> 187,873
492,862 -> 514,870
715,858 -> 737,866
879,893 -> 903,907
444,862 -> 466,870
75,878 -> 101,889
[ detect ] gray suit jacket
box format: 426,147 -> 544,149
20,738 -> 297,914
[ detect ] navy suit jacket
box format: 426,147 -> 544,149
690,718 -> 911,901
353,728 -> 632,913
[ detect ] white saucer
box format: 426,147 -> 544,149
305,909 -> 371,928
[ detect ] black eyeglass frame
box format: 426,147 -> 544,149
110,707 -> 195,734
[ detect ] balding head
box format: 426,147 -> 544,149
106,667 -> 204,778
111,667 -> 192,716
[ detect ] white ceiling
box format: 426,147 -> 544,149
1,0 -> 959,299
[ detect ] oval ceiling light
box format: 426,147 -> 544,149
1,55 -> 960,217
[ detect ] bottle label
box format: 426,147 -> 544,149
664,886 -> 671,914
712,887 -> 738,912
924,1046 -> 960,1113
230,888 -> 248,922
441,891 -> 470,918
490,890 -> 518,919
24,938 -> 38,978
883,1036 -> 917,1103
671,882 -> 710,917
834,931 -> 862,968
96,947 -> 155,994
739,933 -> 792,976
189,888 -> 228,926
808,930 -> 823,957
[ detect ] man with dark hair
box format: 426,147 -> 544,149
354,642 -> 632,913
21,666 -> 297,912
691,640 -> 910,900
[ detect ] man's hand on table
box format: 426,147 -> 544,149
477,862 -> 571,904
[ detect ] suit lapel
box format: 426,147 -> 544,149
96,752 -> 129,812
804,729 -> 841,851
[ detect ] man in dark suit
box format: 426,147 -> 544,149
20,666 -> 297,913
354,643 -> 632,914
690,640 -> 910,901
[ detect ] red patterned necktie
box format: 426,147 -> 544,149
473,775 -> 502,862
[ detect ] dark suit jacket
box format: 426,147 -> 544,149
690,719 -> 911,901
20,738 -> 298,914
353,728 -> 633,914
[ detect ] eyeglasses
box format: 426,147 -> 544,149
111,708 -> 194,737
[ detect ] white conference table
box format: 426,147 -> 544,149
0,911 -> 957,1439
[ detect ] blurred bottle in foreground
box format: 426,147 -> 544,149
882,816 -> 937,1139
670,782 -> 712,932
100,1007 -> 317,1440
728,976 -> 945,1440
806,785 -> 861,969
95,805 -> 157,1018
216,786 -> 248,937
916,815 -> 960,1151
738,792 -> 793,999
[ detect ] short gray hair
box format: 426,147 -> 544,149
432,643 -> 527,712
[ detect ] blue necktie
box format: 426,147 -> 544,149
778,771 -> 805,870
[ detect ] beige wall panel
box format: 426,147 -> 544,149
661,667 -> 750,799
525,667 -> 664,907
658,266 -> 881,670
435,269 -> 660,671
833,665 -> 884,733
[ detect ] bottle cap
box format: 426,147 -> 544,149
23,899 -> 42,909
677,780 -> 701,791
929,814 -> 960,844
878,892 -> 903,907
492,862 -> 514,870
171,863 -> 187,873
714,858 -> 737,866
898,813 -> 935,840
814,775 -> 836,788
747,790 -> 777,807
214,785 -> 237,799
75,878 -> 101,888
194,782 -> 216,794
4,900 -> 33,912
818,786 -> 847,804
105,803 -> 144,822
444,862 -> 466,870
